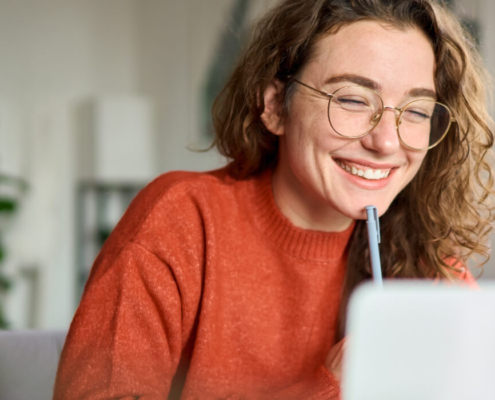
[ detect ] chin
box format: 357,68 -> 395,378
337,200 -> 392,221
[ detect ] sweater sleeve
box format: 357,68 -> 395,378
54,174 -> 206,399
53,241 -> 199,400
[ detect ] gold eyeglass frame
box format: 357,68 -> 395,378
292,79 -> 456,151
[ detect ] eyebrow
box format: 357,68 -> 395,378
408,87 -> 437,99
323,74 -> 437,100
324,74 -> 380,91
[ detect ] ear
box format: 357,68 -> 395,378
260,79 -> 286,136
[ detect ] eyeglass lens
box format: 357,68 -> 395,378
327,87 -> 452,149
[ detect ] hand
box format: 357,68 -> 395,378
325,338 -> 347,385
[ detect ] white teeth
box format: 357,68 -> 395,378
337,160 -> 391,180
364,169 -> 374,179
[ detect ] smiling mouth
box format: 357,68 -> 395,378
335,159 -> 392,180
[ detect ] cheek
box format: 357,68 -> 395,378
284,116 -> 318,153
404,152 -> 427,185
410,152 -> 427,171
319,133 -> 350,153
284,103 -> 353,162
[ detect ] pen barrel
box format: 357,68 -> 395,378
366,219 -> 383,286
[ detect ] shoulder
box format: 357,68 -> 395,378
140,167 -> 235,203
157,167 -> 235,189
129,167 -> 235,217
90,168 -> 238,276
132,168 -> 241,225
103,167 -> 240,251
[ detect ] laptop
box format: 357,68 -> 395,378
342,281 -> 495,400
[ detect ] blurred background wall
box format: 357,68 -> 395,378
0,0 -> 493,330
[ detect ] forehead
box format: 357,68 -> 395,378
301,20 -> 436,96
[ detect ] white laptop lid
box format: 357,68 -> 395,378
343,281 -> 495,400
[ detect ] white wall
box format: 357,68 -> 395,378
1,0 -> 140,329
136,0 -> 243,172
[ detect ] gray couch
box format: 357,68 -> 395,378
0,330 -> 67,400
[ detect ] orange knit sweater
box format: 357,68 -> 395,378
53,168 -> 360,399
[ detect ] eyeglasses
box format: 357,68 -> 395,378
292,79 -> 455,151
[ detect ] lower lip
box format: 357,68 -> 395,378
333,159 -> 397,190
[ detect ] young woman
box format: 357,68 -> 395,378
54,0 -> 494,399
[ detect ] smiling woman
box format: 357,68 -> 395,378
54,0 -> 494,399
213,0 -> 495,335
264,21 -> 436,229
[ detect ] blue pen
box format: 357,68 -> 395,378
365,205 -> 383,287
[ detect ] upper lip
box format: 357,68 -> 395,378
333,157 -> 400,170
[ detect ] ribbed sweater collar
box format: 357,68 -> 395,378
246,169 -> 356,262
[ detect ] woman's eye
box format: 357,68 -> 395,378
405,109 -> 431,120
342,99 -> 364,105
338,98 -> 367,105
335,97 -> 370,108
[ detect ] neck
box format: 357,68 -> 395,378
271,162 -> 353,233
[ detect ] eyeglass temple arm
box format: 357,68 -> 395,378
292,79 -> 333,98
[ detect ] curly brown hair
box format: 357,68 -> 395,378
212,0 -> 495,337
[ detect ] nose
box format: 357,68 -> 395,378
360,107 -> 401,155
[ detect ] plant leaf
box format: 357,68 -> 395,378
0,199 -> 16,213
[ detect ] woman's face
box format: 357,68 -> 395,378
266,21 -> 436,231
